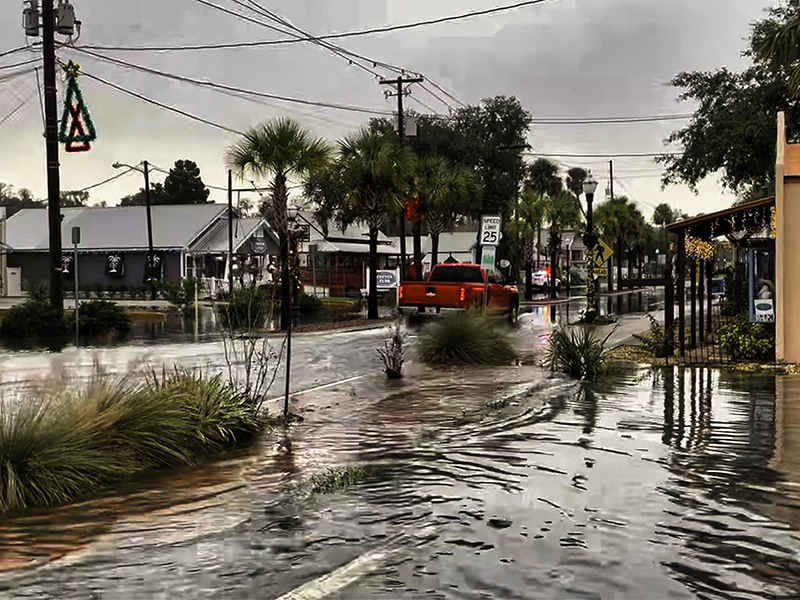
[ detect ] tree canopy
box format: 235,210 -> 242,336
658,1 -> 800,200
119,160 -> 210,206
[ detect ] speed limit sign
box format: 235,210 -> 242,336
480,215 -> 502,246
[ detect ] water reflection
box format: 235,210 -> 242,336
1,366 -> 799,599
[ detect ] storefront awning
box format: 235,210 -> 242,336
313,240 -> 399,255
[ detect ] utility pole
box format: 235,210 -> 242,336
24,1 -> 81,311
380,75 -> 422,280
143,161 -> 157,301
608,158 -> 616,292
43,1 -> 63,311
608,159 -> 614,200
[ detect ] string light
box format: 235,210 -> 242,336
686,236 -> 715,261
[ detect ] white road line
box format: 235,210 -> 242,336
273,548 -> 390,600
264,375 -> 369,405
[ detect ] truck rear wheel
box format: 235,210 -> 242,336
507,302 -> 519,326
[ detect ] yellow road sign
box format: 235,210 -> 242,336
593,239 -> 614,267
594,267 -> 608,278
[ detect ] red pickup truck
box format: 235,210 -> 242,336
398,264 -> 520,324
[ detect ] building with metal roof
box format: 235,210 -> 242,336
3,205 -> 278,297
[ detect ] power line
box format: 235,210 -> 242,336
70,47 -> 393,116
77,0 -> 553,52
0,88 -> 38,129
0,45 -> 31,59
0,57 -> 40,71
525,151 -> 680,158
75,67 -> 244,135
75,167 -> 138,193
530,114 -> 692,124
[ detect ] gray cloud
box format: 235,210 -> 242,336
0,0 -> 773,214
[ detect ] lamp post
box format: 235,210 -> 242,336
582,172 -> 599,321
113,161 -> 157,300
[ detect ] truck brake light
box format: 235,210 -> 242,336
399,285 -> 403,299
460,287 -> 465,301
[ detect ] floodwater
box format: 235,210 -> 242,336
2,291 -> 797,599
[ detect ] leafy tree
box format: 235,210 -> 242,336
119,183 -> 166,207
60,190 -> 89,207
337,130 -> 415,319
526,158 -> 564,198
162,160 -> 211,205
545,191 -> 582,298
659,2 -> 800,198
0,184 -> 44,216
594,196 -> 646,290
226,118 -> 331,330
652,202 -> 676,227
507,188 -> 546,300
565,167 -> 588,218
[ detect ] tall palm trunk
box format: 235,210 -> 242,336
412,219 -> 423,280
431,233 -> 440,268
398,213 -> 407,279
616,236 -> 624,291
549,232 -> 559,300
368,227 -> 379,320
273,174 -> 291,331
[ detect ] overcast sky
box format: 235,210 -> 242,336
0,0 -> 770,218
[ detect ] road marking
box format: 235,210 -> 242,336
264,375 -> 369,405
273,548 -> 389,600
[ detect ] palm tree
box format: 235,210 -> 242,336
418,158 -> 482,268
652,202 -> 676,255
508,188 -> 547,300
753,11 -> 800,95
545,191 -> 582,298
338,130 -> 415,319
524,158 -> 564,269
565,167 -> 588,218
595,196 -> 646,290
227,118 -> 331,330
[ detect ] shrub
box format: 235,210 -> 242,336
0,369 -> 269,513
297,292 -> 322,314
26,284 -> 50,303
378,322 -> 405,379
718,313 -> 775,361
720,264 -> 748,317
545,325 -> 614,381
160,277 -> 201,317
68,300 -> 132,336
217,288 -> 272,331
569,267 -> 586,287
633,314 -> 675,358
418,312 -> 518,366
0,299 -> 69,339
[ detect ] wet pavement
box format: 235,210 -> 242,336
2,290 -> 798,599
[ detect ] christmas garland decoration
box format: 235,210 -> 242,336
686,236 -> 715,261
58,61 -> 97,153
770,206 -> 777,239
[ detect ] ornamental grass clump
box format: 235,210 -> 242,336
545,325 -> 614,381
0,369 -> 269,514
417,312 -> 518,366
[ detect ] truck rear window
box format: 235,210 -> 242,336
427,266 -> 484,283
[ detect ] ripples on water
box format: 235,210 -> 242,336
1,366 -> 799,599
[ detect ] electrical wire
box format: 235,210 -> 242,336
70,47 -> 392,116
525,151 -> 680,158
0,45 -> 31,60
78,0 -> 552,51
530,114 -> 692,125
0,88 -> 38,129
75,167 -> 139,193
74,67 -> 244,135
0,57 -> 40,71
0,67 -> 38,85
34,67 -> 45,131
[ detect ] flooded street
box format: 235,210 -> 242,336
1,297 -> 799,599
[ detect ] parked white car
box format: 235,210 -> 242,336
532,270 -> 561,291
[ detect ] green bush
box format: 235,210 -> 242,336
569,267 -> 586,287
418,312 -> 518,366
0,299 -> 69,340
298,292 -> 323,314
217,288 -> 273,331
720,264 -> 748,317
68,300 -> 132,336
160,277 -> 201,317
633,314 -> 675,358
545,325 -> 613,381
0,370 -> 270,513
718,313 -> 775,361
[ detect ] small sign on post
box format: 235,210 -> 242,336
71,226 -> 81,345
480,215 -> 502,247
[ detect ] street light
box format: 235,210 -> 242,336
582,171 -> 599,321
113,161 -> 157,300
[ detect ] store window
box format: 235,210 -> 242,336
748,247 -> 775,323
